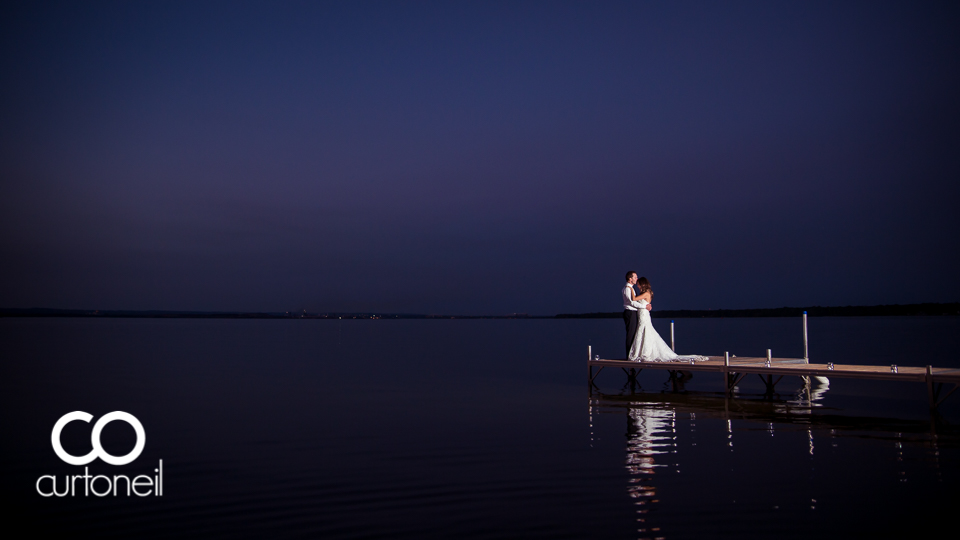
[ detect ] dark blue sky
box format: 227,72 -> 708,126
1,1 -> 958,315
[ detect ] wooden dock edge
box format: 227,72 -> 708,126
586,351 -> 960,410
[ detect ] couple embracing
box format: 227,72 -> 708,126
622,271 -> 706,363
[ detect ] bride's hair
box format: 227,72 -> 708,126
636,277 -> 652,299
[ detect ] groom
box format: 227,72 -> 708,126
623,271 -> 652,357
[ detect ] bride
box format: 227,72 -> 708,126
628,277 -> 707,362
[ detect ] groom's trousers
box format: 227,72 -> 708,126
623,309 -> 639,358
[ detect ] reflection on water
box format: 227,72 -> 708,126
625,405 -> 674,540
785,376 -> 831,413
591,377 -> 959,540
593,396 -> 684,539
3,317 -> 958,538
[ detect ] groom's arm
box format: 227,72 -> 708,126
632,289 -> 653,311
624,286 -> 645,310
627,297 -> 646,310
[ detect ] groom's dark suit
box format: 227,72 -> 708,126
623,309 -> 639,357
622,282 -> 641,357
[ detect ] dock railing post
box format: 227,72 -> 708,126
587,345 -> 592,385
670,321 -> 675,352
723,351 -> 730,394
803,311 -> 809,363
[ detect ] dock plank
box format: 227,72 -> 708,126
587,357 -> 960,384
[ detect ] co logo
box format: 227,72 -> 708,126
51,411 -> 145,466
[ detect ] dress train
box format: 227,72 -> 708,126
628,302 -> 707,362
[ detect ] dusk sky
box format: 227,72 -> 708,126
1,1 -> 958,315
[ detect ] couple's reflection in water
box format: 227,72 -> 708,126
624,403 -> 674,539
590,369 -> 958,539
588,372 -> 835,540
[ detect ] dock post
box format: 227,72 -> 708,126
927,365 -> 935,410
762,349 -> 773,395
670,321 -> 675,352
587,345 -> 592,384
803,311 -> 809,362
723,352 -> 730,394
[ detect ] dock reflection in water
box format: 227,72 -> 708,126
4,317 -> 958,538
589,376 -> 958,540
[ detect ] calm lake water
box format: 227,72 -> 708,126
2,316 -> 958,538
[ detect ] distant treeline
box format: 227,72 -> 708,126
2,302 -> 958,319
556,302 -> 960,319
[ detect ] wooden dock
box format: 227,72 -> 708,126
587,351 -> 960,410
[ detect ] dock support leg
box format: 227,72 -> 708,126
927,365 -> 959,409
722,352 -> 729,394
621,367 -> 640,384
936,385 -> 959,408
587,346 -> 592,389
758,374 -> 783,397
726,372 -> 745,395
721,352 -> 745,395
669,370 -> 692,392
588,343 -> 604,391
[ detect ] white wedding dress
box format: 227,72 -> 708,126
628,300 -> 707,362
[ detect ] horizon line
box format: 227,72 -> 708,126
2,302 -> 958,319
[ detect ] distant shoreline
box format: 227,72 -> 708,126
558,302 -> 959,319
1,302 -> 958,319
